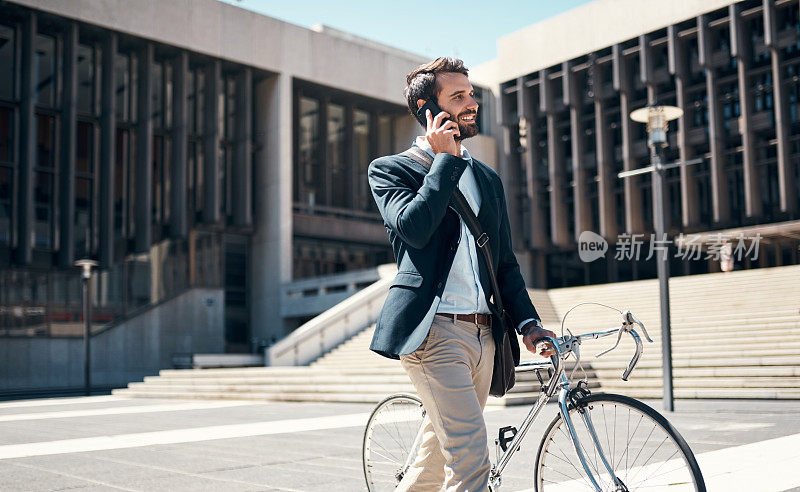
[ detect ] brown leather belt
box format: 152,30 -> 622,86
437,312 -> 492,327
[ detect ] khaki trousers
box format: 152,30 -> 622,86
397,314 -> 495,492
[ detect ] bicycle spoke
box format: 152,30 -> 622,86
535,396 -> 701,492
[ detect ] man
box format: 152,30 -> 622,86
368,57 -> 556,491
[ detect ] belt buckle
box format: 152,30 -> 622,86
473,313 -> 479,325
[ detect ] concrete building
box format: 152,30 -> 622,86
2,0 -> 798,396
0,0 -> 500,395
471,0 -> 800,288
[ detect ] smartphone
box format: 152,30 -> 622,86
415,99 -> 447,128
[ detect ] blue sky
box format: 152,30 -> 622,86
219,0 -> 594,69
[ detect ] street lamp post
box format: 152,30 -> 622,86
75,259 -> 98,396
620,105 -> 700,412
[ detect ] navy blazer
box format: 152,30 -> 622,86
367,148 -> 540,359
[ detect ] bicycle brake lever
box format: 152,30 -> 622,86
628,312 -> 653,343
595,326 -> 624,358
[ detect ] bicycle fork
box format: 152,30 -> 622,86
557,375 -> 625,491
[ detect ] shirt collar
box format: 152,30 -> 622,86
413,136 -> 472,163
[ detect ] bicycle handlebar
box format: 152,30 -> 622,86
526,309 -> 654,383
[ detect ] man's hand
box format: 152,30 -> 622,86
425,109 -> 460,156
521,322 -> 558,358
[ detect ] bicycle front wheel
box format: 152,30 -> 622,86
362,393 -> 425,492
534,393 -> 705,491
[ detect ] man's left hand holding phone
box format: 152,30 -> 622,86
416,99 -> 460,157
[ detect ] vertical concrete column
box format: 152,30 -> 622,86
517,77 -> 546,248
614,44 -> 644,233
668,25 -> 700,227
564,61 -> 589,240
170,51 -> 188,238
99,33 -> 117,267
592,63 -> 616,239
498,87 -> 523,246
58,22 -> 78,266
232,68 -> 252,227
698,14 -> 730,224
731,4 -> 762,218
203,60 -> 221,224
252,73 -> 293,344
764,0 -> 796,214
135,43 -> 153,253
541,68 -> 569,246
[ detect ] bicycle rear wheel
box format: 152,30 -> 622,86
534,393 -> 705,491
362,393 -> 425,492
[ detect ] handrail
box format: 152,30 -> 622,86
266,263 -> 398,366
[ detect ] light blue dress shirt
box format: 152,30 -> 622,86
414,137 -> 535,332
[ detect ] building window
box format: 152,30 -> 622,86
327,103 -> 347,208
75,121 -> 94,257
354,109 -> 371,212
35,34 -> 56,107
114,52 -> 130,121
187,66 -> 204,223
0,24 -> 15,101
220,74 -> 236,221
77,43 -> 96,114
297,96 -> 321,207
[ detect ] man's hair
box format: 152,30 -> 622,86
404,57 -> 469,119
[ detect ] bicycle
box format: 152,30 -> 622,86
362,305 -> 706,491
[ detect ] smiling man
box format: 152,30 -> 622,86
367,57 -> 556,491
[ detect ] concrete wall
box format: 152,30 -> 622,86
0,288 -> 224,394
9,0 -> 426,107
471,0 -> 737,87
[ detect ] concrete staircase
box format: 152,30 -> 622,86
113,265 -> 800,403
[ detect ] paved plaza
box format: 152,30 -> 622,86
0,395 -> 798,491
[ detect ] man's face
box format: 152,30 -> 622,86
433,72 -> 479,141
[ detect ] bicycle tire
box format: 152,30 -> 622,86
362,393 -> 425,492
534,393 -> 705,491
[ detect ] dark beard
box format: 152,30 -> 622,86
453,113 -> 479,141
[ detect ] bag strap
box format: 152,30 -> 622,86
400,147 -> 509,318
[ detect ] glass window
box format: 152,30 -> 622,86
220,145 -> 229,219
188,140 -> 204,217
152,60 -> 163,128
196,70 -> 205,134
164,63 -> 172,128
113,128 -> 127,242
0,24 -> 14,101
36,115 -> 55,169
74,177 -> 92,257
225,76 -> 236,140
0,106 -> 11,162
327,103 -> 347,207
186,69 -> 196,134
33,171 -> 53,249
77,43 -> 94,114
152,135 -> 163,229
297,96 -> 320,206
35,34 -> 56,107
114,53 -> 129,121
0,166 -> 11,245
377,115 -> 392,157
76,121 -> 93,174
354,109 -> 371,212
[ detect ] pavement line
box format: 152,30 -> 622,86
0,400 -> 256,422
0,411 -> 373,459
0,406 -> 501,460
513,431 -> 800,492
0,395 -> 126,409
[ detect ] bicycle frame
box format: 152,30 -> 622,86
488,316 -> 652,490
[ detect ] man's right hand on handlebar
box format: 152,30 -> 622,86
520,322 -> 558,358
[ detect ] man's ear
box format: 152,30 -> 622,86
416,99 -> 426,110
